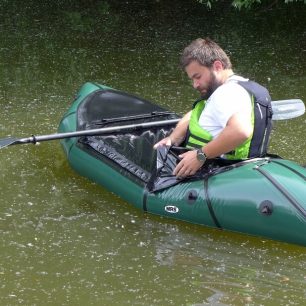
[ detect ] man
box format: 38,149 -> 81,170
154,38 -> 272,178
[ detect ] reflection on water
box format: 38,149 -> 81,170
0,1 -> 306,305
148,220 -> 306,305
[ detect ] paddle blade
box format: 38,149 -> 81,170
272,99 -> 305,120
0,137 -> 19,149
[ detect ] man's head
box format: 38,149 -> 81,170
181,38 -> 233,99
180,38 -> 232,70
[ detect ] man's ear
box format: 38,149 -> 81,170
213,60 -> 224,71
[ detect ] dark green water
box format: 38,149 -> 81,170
0,1 -> 306,305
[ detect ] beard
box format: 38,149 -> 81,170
201,71 -> 222,100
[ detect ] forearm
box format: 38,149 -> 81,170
168,111 -> 191,146
173,126 -> 250,178
203,129 -> 249,158
203,115 -> 252,158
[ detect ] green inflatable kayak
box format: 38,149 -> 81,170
59,82 -> 306,246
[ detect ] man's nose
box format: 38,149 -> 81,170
193,80 -> 199,89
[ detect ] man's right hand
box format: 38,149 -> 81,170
153,137 -> 172,149
153,111 -> 191,150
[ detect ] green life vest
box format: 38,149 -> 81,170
185,80 -> 272,160
185,100 -> 213,149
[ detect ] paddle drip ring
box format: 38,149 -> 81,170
31,135 -> 37,145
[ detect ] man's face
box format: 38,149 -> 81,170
185,60 -> 222,100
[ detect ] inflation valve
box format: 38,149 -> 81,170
186,190 -> 198,204
259,200 -> 274,216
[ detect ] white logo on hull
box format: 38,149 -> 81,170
165,205 -> 179,214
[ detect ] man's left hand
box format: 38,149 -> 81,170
173,150 -> 204,177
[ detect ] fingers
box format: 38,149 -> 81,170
153,143 -> 159,149
173,151 -> 200,177
154,142 -> 202,177
165,138 -> 172,146
153,137 -> 171,149
173,158 -> 197,178
173,161 -> 196,177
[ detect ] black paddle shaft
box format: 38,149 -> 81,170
0,98 -> 304,150
0,118 -> 181,149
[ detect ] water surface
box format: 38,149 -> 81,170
0,2 -> 306,305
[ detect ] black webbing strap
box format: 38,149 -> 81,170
204,177 -> 222,229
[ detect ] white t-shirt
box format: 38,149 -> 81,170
198,75 -> 252,139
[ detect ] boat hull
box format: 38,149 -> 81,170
59,82 -> 306,246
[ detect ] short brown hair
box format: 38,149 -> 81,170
180,38 -> 232,70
